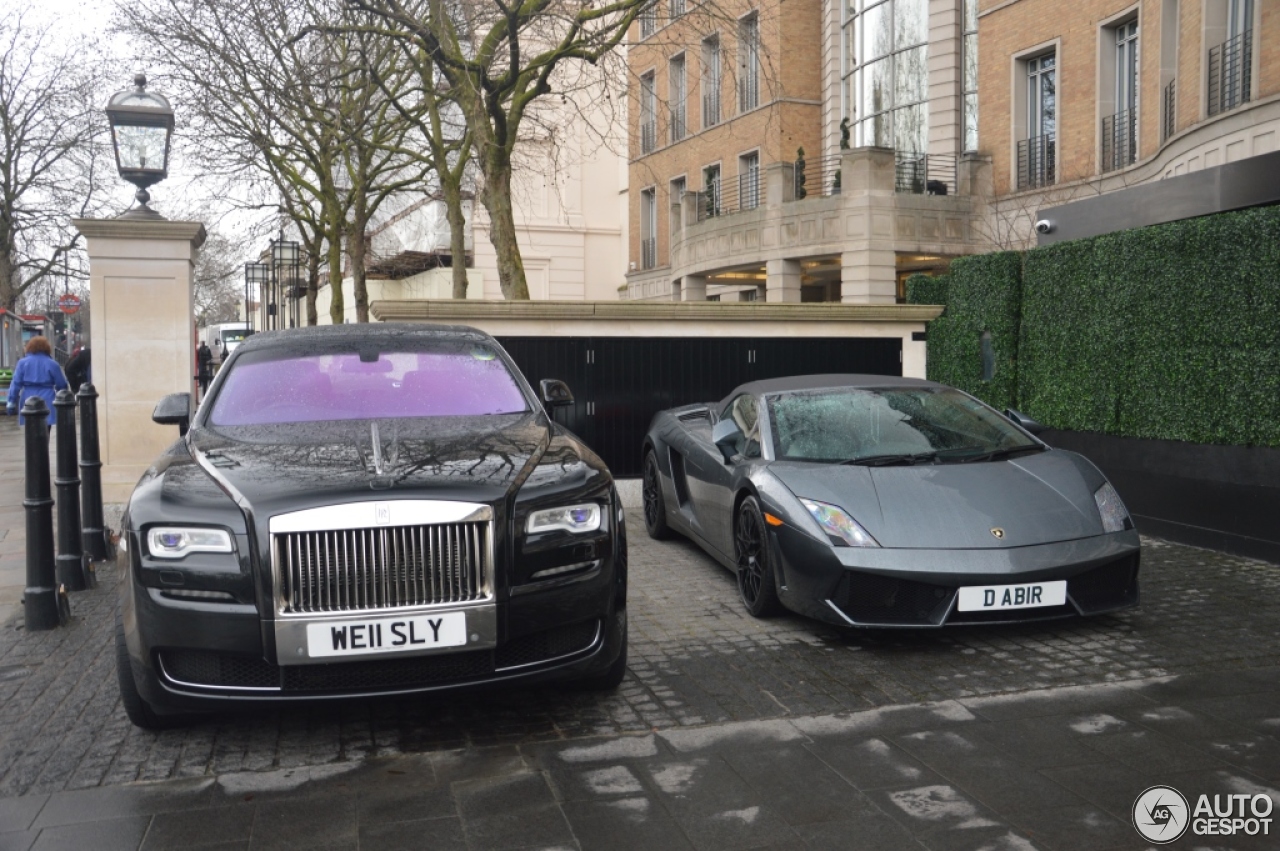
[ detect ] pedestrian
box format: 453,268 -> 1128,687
197,341 -> 213,396
5,336 -> 69,435
65,345 -> 91,394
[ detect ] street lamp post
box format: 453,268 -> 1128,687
243,262 -> 269,332
270,236 -> 301,329
105,74 -> 174,220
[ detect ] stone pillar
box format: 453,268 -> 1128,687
842,146 -> 897,195
840,249 -> 897,304
765,259 -> 802,302
764,162 -> 795,209
679,274 -> 708,301
957,151 -> 993,197
682,191 -> 704,230
72,218 -> 206,503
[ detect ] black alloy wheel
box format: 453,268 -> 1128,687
114,614 -> 179,730
734,495 -> 781,617
642,451 -> 672,539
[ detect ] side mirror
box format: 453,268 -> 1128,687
153,392 -> 192,436
540,379 -> 574,408
1005,408 -> 1044,435
711,418 -> 742,464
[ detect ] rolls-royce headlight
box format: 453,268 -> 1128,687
800,499 -> 879,548
526,503 -> 602,535
1093,482 -> 1131,533
146,527 -> 234,559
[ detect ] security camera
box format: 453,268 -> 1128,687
1034,219 -> 1055,235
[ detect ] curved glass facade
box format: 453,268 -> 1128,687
843,0 -> 930,152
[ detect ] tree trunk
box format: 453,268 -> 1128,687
305,254 -> 320,326
442,179 -> 469,299
0,247 -> 16,311
326,201 -> 345,325
349,187 -> 370,323
479,149 -> 529,300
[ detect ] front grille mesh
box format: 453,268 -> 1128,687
276,523 -> 489,614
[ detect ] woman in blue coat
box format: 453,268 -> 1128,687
5,337 -> 69,426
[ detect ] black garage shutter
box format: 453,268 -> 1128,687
498,336 -> 902,477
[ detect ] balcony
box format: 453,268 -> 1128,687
640,237 -> 657,270
738,74 -> 758,114
1102,109 -> 1137,173
669,104 -> 686,143
1017,134 -> 1056,190
1162,79 -> 1176,141
640,121 -> 656,155
1207,30 -> 1252,116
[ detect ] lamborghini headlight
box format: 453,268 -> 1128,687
526,503 -> 602,535
146,527 -> 234,559
1093,482 -> 1131,533
800,499 -> 880,548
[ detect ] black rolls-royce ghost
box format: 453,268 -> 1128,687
117,324 -> 626,728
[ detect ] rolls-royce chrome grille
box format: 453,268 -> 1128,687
267,500 -> 497,615
275,522 -> 490,614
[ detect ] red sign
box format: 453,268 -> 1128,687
58,294 -> 81,315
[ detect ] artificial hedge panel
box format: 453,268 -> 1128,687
1017,204 -> 1280,447
905,272 -> 949,307
916,252 -> 1023,411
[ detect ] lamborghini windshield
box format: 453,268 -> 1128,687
767,387 -> 1040,464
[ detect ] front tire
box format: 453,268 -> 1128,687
115,613 -> 176,730
734,496 -> 781,617
642,450 -> 673,540
577,612 -> 627,691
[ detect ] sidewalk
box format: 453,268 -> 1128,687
0,415 -> 32,626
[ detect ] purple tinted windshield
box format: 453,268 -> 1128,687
209,348 -> 529,426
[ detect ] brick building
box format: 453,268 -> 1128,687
625,0 -> 990,303
979,0 -> 1278,246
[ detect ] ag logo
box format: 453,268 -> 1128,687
990,527 -> 1005,539
1133,785 -> 1189,843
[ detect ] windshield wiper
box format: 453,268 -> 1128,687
840,451 -> 938,467
941,445 -> 1046,463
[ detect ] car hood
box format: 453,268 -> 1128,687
186,412 -> 552,518
769,449 -> 1106,549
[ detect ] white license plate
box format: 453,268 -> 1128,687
957,580 -> 1067,612
306,612 -> 467,658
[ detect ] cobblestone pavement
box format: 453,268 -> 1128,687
1,490 -> 1278,800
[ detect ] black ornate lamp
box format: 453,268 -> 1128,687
105,73 -> 175,219
271,238 -> 302,328
244,262 -> 270,332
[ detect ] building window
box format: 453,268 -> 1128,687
702,35 -> 721,129
640,1 -> 657,39
1017,52 -> 1056,189
671,0 -> 686,18
1208,0 -> 1253,115
739,151 -> 760,210
670,176 -> 686,231
702,163 -> 721,220
1160,0 -> 1178,140
962,0 -> 978,151
849,0 -> 929,152
640,188 -> 657,270
1103,19 -> 1138,172
738,13 -> 760,113
669,55 -> 686,143
739,289 -> 759,302
640,72 -> 657,154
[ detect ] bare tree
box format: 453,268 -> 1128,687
122,0 -> 430,323
345,0 -> 657,300
0,9 -> 112,311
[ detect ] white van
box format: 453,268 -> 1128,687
201,322 -> 252,363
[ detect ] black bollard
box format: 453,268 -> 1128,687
77,382 -> 109,561
54,390 -> 91,591
23,397 -> 66,630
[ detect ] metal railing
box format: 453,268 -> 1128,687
1162,78 -> 1176,141
694,172 -> 759,222
671,0 -> 686,16
1207,30 -> 1252,116
641,237 -> 657,270
702,88 -> 720,128
640,121 -> 656,154
793,153 -> 842,199
894,152 -> 958,195
1102,109 -> 1137,173
738,73 -> 759,113
1017,134 -> 1056,190
669,103 -> 685,143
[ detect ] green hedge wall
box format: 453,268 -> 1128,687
909,252 -> 1023,411
1018,204 -> 1280,447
